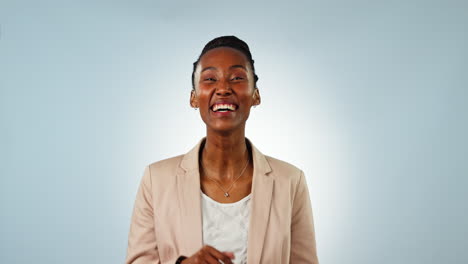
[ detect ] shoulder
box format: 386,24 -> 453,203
264,155 -> 304,185
147,154 -> 184,171
262,154 -> 310,207
136,155 -> 187,195
144,155 -> 185,179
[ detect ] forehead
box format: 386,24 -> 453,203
198,47 -> 250,70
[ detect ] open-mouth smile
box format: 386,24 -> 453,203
211,103 -> 238,113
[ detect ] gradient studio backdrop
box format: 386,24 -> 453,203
1,0 -> 467,263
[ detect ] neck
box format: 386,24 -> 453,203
200,127 -> 250,180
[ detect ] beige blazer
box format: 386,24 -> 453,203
126,138 -> 319,264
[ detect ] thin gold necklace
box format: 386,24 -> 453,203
200,148 -> 250,198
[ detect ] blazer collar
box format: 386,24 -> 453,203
177,137 -> 274,263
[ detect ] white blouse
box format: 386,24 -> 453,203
201,190 -> 251,264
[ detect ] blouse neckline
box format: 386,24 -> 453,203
200,190 -> 252,207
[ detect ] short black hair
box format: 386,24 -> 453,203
191,35 -> 259,90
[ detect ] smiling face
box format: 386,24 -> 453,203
191,47 -> 261,134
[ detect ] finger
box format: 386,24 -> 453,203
222,251 -> 235,259
218,253 -> 235,264
201,245 -> 228,264
202,245 -> 234,264
207,248 -> 234,264
204,251 -> 222,264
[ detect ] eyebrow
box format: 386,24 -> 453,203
230,65 -> 247,71
201,65 -> 247,73
201,66 -> 216,73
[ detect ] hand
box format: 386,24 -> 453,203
181,245 -> 235,264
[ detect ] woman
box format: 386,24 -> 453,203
126,36 -> 319,264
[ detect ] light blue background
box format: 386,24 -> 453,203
1,0 -> 467,263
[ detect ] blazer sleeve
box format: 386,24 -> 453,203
290,170 -> 319,264
126,166 -> 160,264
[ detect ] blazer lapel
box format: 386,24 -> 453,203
177,140 -> 204,255
246,140 -> 274,264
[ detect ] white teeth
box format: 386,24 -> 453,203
212,104 -> 236,112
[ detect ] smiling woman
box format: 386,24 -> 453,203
125,36 -> 319,264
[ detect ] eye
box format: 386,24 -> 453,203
204,77 -> 216,82
231,76 -> 244,81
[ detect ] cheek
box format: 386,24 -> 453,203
195,89 -> 211,104
242,92 -> 256,106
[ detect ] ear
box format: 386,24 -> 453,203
252,88 -> 261,106
190,90 -> 199,108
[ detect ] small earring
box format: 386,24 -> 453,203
194,107 -> 198,110
253,105 -> 257,108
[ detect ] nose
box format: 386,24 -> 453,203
215,80 -> 232,96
